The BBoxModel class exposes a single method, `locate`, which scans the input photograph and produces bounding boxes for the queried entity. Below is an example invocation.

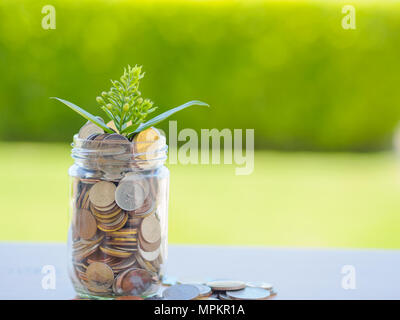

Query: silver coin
[115,180,145,210]
[226,287,271,300]
[206,280,246,291]
[246,281,273,291]
[104,133,129,141]
[79,122,104,140]
[123,173,151,200]
[162,284,200,300]
[138,243,160,262]
[194,284,212,297]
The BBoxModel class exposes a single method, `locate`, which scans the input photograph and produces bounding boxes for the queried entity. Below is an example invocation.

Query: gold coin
[84,281,112,294]
[107,228,137,237]
[89,181,116,208]
[100,245,133,258]
[85,262,114,289]
[97,212,128,232]
[76,209,97,240]
[106,120,132,134]
[140,214,161,244]
[133,127,161,154]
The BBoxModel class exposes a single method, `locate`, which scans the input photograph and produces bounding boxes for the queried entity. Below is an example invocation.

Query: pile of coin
[72,121,167,180]
[144,279,277,300]
[69,123,168,298]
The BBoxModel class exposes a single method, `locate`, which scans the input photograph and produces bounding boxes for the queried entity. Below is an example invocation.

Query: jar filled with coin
[68,124,169,298]
[54,64,207,299]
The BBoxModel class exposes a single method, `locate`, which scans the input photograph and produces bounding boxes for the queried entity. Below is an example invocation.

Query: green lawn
[1,142,400,248]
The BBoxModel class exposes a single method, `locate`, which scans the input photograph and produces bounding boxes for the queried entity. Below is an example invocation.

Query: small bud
[101,91,107,97]
[106,104,113,110]
[123,103,130,112]
[137,98,143,105]
[96,96,104,104]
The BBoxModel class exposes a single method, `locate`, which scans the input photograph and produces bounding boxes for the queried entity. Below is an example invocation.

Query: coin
[162,284,200,300]
[246,281,273,291]
[86,262,114,289]
[76,209,97,240]
[100,245,133,258]
[87,250,114,264]
[123,173,151,199]
[117,268,153,295]
[138,243,160,262]
[97,211,128,232]
[218,293,232,300]
[103,133,129,142]
[133,127,161,154]
[111,255,137,273]
[226,287,271,300]
[92,201,118,213]
[129,195,155,217]
[140,215,161,244]
[100,244,133,258]
[115,180,145,211]
[127,217,142,227]
[106,120,132,134]
[89,181,116,208]
[79,122,104,140]
[194,284,212,298]
[84,281,112,294]
[73,241,102,261]
[115,296,144,300]
[206,280,246,291]
[138,231,161,252]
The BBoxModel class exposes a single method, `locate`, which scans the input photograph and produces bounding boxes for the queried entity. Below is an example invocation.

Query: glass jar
[67,132,169,299]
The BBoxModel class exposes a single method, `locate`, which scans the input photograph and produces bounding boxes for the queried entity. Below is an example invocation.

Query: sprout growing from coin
[51,65,208,139]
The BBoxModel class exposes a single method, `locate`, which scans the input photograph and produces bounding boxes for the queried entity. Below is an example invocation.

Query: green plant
[52,65,208,138]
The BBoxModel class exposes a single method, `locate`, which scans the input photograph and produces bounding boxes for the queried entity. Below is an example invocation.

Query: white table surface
[0,242,399,300]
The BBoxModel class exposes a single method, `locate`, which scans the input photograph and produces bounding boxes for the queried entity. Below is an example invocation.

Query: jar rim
[71,134,168,167]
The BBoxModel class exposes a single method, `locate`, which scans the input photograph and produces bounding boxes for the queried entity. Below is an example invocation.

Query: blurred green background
[1,0,400,248]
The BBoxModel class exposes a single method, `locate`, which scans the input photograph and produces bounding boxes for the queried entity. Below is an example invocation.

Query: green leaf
[120,123,140,134]
[128,100,209,137]
[51,97,113,133]
[101,106,114,120]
